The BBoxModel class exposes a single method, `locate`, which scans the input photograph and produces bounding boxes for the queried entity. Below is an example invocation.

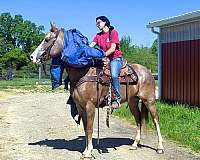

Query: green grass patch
[0,78,64,93]
[113,101,200,152]
[112,103,135,123]
[0,78,38,89]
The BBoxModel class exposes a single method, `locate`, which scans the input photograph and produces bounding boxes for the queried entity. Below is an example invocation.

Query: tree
[120,36,132,53]
[151,39,158,55]
[2,48,29,70]
[120,36,158,72]
[0,36,10,58]
[0,12,45,69]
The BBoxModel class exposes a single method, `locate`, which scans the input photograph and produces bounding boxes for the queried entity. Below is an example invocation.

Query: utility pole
[38,65,41,84]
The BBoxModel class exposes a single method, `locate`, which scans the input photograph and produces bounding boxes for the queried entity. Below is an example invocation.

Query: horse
[30,23,164,159]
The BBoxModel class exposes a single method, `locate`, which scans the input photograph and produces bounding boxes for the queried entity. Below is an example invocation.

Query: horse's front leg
[81,102,95,158]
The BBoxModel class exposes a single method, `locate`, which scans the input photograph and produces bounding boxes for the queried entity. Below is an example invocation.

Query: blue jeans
[50,56,64,90]
[110,57,123,103]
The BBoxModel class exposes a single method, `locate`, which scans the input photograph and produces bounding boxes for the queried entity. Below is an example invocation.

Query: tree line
[0,12,158,77]
[120,36,158,72]
[0,12,44,71]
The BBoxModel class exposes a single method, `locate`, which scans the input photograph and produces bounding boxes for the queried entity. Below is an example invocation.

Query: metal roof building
[147,10,200,106]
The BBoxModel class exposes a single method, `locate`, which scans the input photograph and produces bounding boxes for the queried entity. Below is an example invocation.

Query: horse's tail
[140,102,149,131]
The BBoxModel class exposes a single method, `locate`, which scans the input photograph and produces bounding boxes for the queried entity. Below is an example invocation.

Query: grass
[0,78,64,93]
[113,101,200,152]
[112,103,135,123]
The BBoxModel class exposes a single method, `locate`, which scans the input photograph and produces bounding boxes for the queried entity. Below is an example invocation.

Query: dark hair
[96,16,114,31]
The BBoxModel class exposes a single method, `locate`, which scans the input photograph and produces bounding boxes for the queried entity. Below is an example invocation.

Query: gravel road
[0,92,199,160]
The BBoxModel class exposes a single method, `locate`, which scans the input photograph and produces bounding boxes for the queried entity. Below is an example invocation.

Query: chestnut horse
[30,23,164,159]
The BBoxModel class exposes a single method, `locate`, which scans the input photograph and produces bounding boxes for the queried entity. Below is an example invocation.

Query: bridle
[39,29,61,75]
[41,29,61,61]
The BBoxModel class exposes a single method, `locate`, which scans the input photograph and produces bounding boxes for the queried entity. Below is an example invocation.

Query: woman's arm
[105,43,116,56]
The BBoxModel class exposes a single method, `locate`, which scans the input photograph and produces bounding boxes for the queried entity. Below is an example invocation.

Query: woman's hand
[89,42,96,48]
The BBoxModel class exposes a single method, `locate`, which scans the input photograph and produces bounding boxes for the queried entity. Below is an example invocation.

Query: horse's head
[30,22,64,63]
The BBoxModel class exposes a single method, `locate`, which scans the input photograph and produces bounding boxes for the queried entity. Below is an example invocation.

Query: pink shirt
[92,29,123,60]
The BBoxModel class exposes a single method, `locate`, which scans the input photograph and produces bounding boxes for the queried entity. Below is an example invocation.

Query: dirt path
[0,92,199,160]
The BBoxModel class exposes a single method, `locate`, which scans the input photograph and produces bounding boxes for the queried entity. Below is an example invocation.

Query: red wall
[161,39,200,106]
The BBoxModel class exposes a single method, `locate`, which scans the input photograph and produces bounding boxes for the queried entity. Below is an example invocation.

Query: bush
[120,36,157,72]
[2,48,29,70]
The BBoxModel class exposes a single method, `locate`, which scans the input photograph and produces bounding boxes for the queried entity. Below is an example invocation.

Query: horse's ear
[50,22,57,32]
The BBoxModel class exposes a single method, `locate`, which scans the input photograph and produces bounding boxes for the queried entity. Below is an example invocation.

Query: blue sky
[0,0,200,47]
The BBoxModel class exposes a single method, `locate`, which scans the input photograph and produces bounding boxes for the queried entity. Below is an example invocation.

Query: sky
[0,0,200,47]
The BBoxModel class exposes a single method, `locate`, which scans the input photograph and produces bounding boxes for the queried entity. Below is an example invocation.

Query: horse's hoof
[129,145,138,150]
[157,149,164,154]
[80,154,92,160]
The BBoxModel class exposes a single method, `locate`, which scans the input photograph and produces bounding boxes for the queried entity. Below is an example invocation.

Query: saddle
[75,58,138,87]
[99,59,138,85]
[74,58,138,108]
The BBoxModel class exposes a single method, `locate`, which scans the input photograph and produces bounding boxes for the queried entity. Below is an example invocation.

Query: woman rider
[89,16,123,109]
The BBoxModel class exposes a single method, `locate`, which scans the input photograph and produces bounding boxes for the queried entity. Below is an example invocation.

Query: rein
[96,68,101,152]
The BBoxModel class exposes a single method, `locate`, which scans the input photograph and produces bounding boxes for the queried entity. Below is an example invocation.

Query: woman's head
[96,16,114,31]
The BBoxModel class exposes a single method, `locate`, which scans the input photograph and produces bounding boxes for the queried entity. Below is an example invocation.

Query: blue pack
[61,29,105,68]
[50,29,105,90]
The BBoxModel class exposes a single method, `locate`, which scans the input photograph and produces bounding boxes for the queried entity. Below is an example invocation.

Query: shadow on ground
[29,136,157,153]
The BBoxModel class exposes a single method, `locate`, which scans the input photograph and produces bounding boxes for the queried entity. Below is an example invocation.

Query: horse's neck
[49,29,65,57]
[66,66,96,82]
[58,29,65,49]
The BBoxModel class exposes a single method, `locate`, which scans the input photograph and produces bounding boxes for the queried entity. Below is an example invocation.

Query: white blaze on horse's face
[30,39,45,64]
[30,31,57,63]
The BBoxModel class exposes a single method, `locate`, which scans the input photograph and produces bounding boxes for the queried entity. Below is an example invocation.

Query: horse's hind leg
[142,98,164,154]
[81,102,95,158]
[128,96,141,150]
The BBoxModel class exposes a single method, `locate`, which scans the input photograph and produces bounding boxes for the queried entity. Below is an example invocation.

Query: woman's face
[96,19,106,30]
